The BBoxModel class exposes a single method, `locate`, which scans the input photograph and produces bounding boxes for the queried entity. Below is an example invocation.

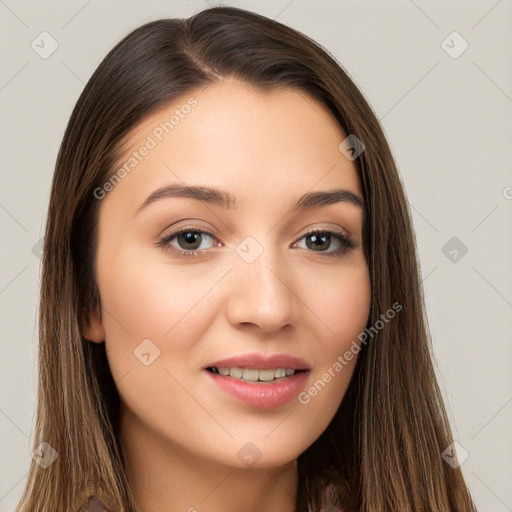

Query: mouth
[203,353,311,409]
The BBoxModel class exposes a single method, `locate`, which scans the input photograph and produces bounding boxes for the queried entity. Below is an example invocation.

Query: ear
[82,300,105,343]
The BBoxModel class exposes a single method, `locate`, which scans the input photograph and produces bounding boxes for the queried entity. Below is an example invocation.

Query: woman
[17,6,477,512]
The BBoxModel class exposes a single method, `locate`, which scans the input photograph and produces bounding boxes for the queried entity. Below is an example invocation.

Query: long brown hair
[17,6,477,511]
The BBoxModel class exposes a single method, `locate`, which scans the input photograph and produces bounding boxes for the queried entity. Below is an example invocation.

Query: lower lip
[205,370,309,409]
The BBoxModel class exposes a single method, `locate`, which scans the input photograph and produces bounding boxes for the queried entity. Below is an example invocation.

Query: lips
[206,352,310,371]
[204,352,311,409]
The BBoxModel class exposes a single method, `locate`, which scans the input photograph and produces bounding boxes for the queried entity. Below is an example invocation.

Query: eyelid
[159,220,222,240]
[300,225,352,241]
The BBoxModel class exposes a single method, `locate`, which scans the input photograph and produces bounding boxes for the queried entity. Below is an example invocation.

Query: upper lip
[206,352,311,371]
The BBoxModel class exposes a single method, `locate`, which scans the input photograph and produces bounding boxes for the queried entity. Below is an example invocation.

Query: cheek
[294,263,370,421]
[95,243,235,390]
[97,243,224,340]
[96,245,222,437]
[304,261,371,343]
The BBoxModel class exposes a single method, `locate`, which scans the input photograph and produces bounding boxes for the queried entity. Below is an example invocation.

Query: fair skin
[83,79,371,512]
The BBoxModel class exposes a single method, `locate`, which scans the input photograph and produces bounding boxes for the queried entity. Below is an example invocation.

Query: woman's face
[84,80,371,469]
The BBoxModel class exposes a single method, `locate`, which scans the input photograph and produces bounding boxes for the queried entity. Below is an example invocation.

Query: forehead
[103,80,362,215]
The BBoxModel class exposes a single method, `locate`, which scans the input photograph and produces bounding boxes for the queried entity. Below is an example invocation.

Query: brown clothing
[81,495,110,512]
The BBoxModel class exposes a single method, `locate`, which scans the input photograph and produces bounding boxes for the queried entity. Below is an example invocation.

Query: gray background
[1,1,511,510]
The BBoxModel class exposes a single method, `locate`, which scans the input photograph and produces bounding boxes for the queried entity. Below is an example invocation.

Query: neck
[118,405,298,512]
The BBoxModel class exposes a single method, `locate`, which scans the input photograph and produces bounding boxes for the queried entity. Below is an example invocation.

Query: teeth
[214,367,297,382]
[242,368,259,381]
[229,367,243,379]
[258,369,275,382]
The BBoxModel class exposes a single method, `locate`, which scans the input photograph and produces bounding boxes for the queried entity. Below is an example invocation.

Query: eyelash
[157,227,357,258]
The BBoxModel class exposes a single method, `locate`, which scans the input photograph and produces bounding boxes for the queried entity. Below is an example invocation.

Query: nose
[224,243,298,334]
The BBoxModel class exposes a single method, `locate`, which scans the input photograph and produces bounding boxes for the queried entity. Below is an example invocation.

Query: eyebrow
[136,184,364,214]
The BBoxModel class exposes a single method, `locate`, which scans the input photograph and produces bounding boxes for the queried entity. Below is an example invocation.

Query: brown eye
[305,232,331,251]
[158,229,218,257]
[176,231,203,251]
[294,230,356,257]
